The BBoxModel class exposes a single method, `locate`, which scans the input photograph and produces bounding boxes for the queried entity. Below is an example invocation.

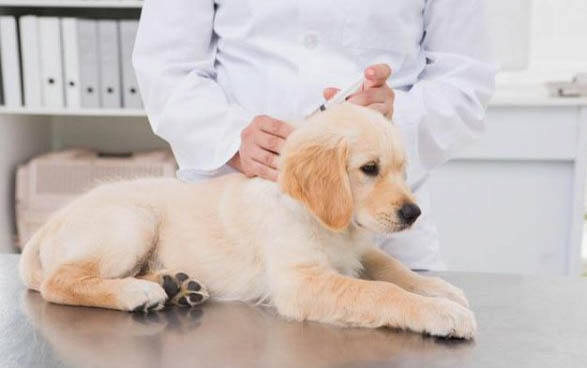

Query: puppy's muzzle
[398,203,421,225]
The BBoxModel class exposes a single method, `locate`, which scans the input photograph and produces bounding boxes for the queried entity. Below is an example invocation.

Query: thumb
[323,87,340,100]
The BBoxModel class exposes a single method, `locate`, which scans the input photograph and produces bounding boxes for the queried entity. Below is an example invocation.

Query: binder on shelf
[62,18,81,109]
[39,17,65,108]
[19,16,43,107]
[0,70,3,105]
[0,16,22,107]
[98,19,122,108]
[119,20,142,109]
[77,19,101,108]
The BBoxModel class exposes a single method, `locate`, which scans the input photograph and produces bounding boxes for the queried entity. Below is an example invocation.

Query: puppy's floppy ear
[279,137,352,231]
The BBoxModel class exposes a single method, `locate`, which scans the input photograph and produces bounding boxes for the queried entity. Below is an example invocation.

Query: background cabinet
[431,102,587,275]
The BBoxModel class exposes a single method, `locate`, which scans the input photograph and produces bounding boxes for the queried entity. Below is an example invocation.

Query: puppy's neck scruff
[277,103,419,236]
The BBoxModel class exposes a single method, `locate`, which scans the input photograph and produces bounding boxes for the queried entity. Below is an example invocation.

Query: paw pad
[159,272,209,308]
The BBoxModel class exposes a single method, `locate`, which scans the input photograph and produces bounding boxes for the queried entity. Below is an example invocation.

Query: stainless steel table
[1,254,587,368]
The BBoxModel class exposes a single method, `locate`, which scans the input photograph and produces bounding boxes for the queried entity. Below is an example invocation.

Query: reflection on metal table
[1,255,586,368]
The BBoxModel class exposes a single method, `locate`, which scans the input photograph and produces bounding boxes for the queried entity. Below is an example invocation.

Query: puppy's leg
[41,262,168,312]
[138,270,209,307]
[40,204,169,312]
[361,248,469,307]
[273,263,476,339]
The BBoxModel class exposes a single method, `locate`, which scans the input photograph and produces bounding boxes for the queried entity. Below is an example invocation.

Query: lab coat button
[303,33,319,49]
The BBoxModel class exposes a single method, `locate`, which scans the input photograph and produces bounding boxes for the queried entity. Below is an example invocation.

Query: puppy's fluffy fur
[20,103,476,338]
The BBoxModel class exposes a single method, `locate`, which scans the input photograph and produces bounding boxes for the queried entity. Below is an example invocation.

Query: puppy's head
[279,103,419,233]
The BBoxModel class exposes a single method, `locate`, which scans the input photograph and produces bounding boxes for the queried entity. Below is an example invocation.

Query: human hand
[229,115,293,182]
[323,63,395,119]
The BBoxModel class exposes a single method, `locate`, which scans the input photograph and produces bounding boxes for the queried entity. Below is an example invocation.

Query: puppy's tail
[19,224,48,291]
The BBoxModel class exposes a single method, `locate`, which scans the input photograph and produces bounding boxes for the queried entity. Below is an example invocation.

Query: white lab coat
[133,0,497,270]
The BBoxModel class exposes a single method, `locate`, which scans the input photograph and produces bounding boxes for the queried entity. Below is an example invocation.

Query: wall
[496,0,587,82]
[530,0,587,69]
[52,117,167,153]
[0,117,51,253]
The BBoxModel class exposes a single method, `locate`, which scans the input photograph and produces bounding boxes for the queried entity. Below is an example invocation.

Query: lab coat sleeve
[132,0,254,174]
[392,0,497,186]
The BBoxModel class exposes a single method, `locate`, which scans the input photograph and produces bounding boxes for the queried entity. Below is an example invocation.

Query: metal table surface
[1,254,587,368]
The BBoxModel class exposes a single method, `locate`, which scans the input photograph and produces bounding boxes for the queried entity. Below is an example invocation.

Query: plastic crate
[15,149,177,248]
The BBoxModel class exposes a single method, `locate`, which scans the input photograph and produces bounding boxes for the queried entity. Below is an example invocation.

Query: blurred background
[428,0,587,276]
[0,0,585,276]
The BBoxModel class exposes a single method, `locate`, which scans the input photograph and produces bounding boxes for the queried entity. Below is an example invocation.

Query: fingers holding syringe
[363,63,392,88]
[323,88,340,101]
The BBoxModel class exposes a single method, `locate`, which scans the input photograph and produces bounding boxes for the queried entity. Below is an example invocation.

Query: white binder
[19,16,43,107]
[39,17,65,108]
[77,19,100,108]
[119,20,142,109]
[61,18,81,109]
[98,20,121,108]
[0,16,22,107]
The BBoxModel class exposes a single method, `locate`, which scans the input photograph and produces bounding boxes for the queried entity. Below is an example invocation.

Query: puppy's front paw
[119,279,168,312]
[412,277,470,308]
[414,298,477,339]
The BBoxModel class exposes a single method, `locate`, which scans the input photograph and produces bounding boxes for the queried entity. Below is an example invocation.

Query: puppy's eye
[360,162,379,176]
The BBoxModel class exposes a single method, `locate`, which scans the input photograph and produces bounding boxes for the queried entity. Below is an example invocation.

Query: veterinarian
[133,0,496,270]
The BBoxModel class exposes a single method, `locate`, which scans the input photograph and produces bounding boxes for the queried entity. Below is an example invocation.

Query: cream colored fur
[20,103,476,338]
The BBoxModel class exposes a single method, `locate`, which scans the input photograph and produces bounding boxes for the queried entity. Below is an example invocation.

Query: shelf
[0,1,143,8]
[490,95,587,107]
[0,107,146,117]
[490,83,587,107]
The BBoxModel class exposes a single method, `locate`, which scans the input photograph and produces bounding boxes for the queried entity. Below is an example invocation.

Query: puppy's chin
[388,223,411,233]
[352,216,411,234]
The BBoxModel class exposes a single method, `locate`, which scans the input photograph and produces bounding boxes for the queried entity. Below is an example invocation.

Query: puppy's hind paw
[158,272,209,308]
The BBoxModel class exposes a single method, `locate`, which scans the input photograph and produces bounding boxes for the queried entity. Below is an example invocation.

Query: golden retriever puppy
[20,103,476,339]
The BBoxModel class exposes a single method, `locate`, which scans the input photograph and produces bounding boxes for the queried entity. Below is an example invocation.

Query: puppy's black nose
[398,203,421,225]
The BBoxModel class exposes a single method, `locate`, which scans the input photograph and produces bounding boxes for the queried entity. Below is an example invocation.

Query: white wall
[530,0,587,68]
[0,117,51,252]
[495,0,587,82]
[52,117,167,153]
